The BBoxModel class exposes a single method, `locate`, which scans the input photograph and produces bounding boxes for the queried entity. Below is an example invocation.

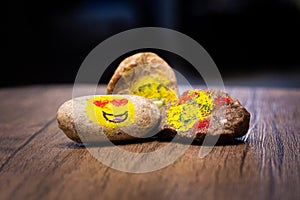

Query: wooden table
[0,85,299,200]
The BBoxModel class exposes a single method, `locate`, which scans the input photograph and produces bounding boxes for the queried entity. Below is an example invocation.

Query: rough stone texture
[161,89,251,142]
[106,52,179,96]
[57,95,161,143]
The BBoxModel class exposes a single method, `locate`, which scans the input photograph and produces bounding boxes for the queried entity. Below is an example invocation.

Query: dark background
[4,0,300,87]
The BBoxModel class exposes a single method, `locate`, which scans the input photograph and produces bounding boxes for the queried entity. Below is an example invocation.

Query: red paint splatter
[224,97,230,103]
[93,100,109,108]
[195,119,210,129]
[214,96,231,106]
[111,99,128,107]
[193,119,210,133]
[178,91,194,104]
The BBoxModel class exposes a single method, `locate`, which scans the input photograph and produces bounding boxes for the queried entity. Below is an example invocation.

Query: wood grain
[0,85,299,200]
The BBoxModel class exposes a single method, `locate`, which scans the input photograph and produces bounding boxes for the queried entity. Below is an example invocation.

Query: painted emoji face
[86,96,135,129]
[166,90,214,133]
[130,75,177,107]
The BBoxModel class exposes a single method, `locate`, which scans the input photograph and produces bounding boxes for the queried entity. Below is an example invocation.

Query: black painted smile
[102,111,128,123]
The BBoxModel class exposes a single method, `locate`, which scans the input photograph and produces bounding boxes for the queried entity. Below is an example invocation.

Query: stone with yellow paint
[160,89,251,142]
[106,52,179,108]
[57,95,161,143]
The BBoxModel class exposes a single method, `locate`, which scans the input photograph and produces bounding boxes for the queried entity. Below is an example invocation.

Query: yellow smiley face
[86,96,135,129]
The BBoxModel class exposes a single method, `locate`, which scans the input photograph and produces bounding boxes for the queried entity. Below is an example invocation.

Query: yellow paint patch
[86,96,135,130]
[166,90,214,132]
[130,75,177,107]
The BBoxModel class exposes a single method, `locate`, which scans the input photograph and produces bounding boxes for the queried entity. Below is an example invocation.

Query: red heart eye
[111,99,128,106]
[93,100,109,108]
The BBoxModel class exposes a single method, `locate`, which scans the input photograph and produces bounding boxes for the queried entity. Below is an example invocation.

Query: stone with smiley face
[57,95,161,143]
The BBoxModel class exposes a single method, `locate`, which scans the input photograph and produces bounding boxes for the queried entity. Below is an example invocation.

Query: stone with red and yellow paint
[106,52,179,108]
[160,89,251,142]
[57,95,161,143]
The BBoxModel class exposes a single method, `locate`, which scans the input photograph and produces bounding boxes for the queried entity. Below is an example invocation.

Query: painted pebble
[57,95,161,143]
[106,52,179,108]
[161,89,251,141]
